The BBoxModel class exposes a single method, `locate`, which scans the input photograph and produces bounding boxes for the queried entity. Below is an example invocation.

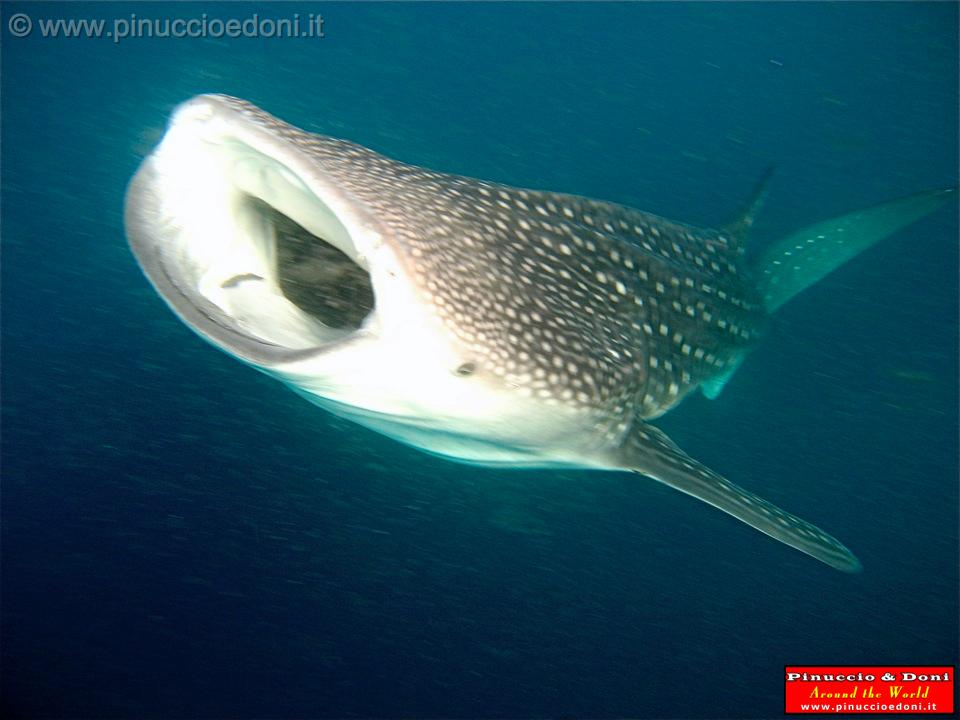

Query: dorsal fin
[723,165,776,248]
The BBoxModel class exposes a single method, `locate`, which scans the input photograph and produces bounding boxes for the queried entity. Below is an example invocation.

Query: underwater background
[2,2,957,718]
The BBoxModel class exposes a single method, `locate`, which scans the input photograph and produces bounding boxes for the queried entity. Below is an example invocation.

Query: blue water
[2,2,957,718]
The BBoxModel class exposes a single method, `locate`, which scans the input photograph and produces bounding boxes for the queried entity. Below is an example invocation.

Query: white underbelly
[270,333,607,469]
[296,388,597,468]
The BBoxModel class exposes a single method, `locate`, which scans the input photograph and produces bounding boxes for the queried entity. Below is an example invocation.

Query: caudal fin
[753,187,956,313]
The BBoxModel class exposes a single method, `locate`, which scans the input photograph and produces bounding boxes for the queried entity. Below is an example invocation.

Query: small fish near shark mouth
[125,94,955,573]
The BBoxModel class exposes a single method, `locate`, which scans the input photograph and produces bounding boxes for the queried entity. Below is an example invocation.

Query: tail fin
[753,187,956,313]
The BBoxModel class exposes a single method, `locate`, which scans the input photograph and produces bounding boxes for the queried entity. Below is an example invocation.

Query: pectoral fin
[700,355,745,400]
[612,422,862,572]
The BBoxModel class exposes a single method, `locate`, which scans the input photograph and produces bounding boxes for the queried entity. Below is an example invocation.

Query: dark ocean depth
[2,2,957,718]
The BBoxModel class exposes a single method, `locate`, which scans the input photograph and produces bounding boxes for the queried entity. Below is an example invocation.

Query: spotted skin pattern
[213,97,763,430]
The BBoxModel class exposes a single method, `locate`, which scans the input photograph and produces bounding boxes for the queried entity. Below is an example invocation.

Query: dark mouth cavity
[246,197,375,330]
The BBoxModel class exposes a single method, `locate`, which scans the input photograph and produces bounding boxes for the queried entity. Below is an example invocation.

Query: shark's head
[127,94,405,367]
[124,94,591,465]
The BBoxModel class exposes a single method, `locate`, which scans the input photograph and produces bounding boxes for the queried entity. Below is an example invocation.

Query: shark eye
[455,362,477,376]
[246,197,375,330]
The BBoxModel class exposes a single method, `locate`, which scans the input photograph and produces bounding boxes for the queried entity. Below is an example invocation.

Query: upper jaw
[124,95,384,367]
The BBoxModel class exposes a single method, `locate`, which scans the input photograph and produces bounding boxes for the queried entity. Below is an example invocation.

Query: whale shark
[125,94,954,572]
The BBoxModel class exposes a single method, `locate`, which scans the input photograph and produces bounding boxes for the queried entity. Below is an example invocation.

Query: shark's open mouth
[256,198,375,330]
[221,194,376,334]
[125,97,379,366]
